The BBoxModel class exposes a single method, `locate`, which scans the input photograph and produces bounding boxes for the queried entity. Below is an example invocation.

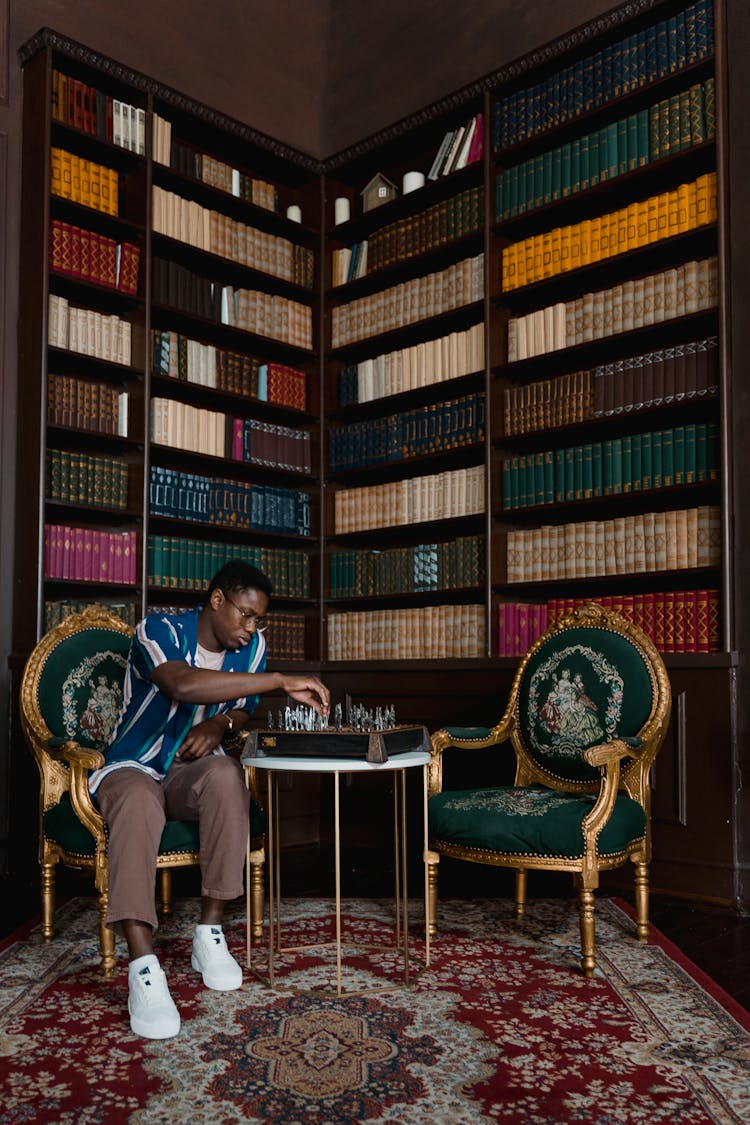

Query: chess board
[242,724,430,764]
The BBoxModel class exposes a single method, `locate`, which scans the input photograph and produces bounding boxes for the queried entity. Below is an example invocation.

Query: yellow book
[551,226,562,274]
[616,208,629,255]
[559,227,571,272]
[542,230,554,278]
[626,202,639,250]
[656,192,670,241]
[569,225,582,270]
[666,189,680,236]
[109,167,119,216]
[502,244,514,291]
[647,193,659,243]
[579,218,592,265]
[677,183,691,233]
[687,181,698,230]
[50,147,62,198]
[695,173,711,227]
[516,241,527,288]
[89,164,101,212]
[59,149,73,200]
[70,152,81,204]
[609,211,620,258]
[532,233,544,282]
[524,239,535,284]
[599,212,610,258]
[79,158,91,209]
[635,200,649,247]
[707,170,718,222]
[589,215,602,262]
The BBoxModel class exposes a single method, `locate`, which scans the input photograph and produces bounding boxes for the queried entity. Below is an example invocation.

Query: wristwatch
[224,714,235,734]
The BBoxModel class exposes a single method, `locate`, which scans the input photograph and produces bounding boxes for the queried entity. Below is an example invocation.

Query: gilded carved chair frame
[427,601,672,975]
[19,604,265,976]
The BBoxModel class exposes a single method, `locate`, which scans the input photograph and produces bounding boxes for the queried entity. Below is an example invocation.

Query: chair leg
[426,850,440,938]
[249,850,265,941]
[633,860,650,942]
[40,860,56,942]
[159,868,172,917]
[514,868,528,919]
[98,891,116,977]
[578,887,596,978]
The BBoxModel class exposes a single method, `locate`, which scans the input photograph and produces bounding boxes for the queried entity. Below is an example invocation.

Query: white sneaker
[191,925,243,990]
[128,957,180,1039]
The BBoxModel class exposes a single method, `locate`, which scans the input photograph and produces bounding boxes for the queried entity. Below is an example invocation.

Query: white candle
[334,197,350,224]
[403,171,425,194]
[286,204,302,223]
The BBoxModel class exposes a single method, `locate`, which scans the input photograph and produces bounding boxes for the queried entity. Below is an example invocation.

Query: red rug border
[3,894,748,1032]
[611,895,750,1030]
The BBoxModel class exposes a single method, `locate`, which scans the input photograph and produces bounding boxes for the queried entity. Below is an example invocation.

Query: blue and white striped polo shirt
[89,607,266,794]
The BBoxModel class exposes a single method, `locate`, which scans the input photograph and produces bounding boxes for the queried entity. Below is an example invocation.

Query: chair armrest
[429,719,513,794]
[49,739,107,842]
[584,736,642,768]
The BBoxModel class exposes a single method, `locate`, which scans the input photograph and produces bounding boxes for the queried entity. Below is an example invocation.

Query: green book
[495,171,505,221]
[611,438,623,495]
[554,448,566,502]
[689,83,706,145]
[705,76,716,138]
[661,428,675,488]
[580,133,590,191]
[637,109,649,166]
[570,138,581,195]
[669,95,682,154]
[652,433,663,489]
[565,446,575,501]
[516,163,526,217]
[544,450,554,504]
[551,145,563,201]
[606,121,619,179]
[684,423,697,483]
[648,104,661,161]
[543,150,553,205]
[561,144,572,197]
[631,432,642,490]
[589,130,601,186]
[626,113,639,171]
[502,458,513,508]
[534,451,545,506]
[641,432,653,491]
[708,421,719,480]
[574,445,584,500]
[617,117,629,175]
[621,434,633,493]
[602,439,613,495]
[674,426,686,484]
[582,443,594,499]
[678,90,692,151]
[592,442,603,497]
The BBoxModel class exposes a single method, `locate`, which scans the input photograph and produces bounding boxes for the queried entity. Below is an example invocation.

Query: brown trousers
[96,755,250,932]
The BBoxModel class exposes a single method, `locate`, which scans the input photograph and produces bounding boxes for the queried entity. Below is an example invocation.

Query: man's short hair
[207,560,274,600]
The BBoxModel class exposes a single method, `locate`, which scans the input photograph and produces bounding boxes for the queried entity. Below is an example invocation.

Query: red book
[707,590,720,652]
[663,591,676,653]
[231,417,243,460]
[695,589,710,653]
[684,589,698,653]
[653,593,665,651]
[497,602,507,656]
[73,527,86,580]
[69,224,83,279]
[99,531,110,583]
[673,590,686,653]
[61,525,73,580]
[517,602,529,653]
[507,602,518,656]
[43,524,52,578]
[641,592,656,645]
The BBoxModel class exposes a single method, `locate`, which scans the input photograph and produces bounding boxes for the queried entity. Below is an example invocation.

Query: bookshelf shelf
[327,303,483,363]
[151,304,315,361]
[151,233,316,302]
[327,232,484,302]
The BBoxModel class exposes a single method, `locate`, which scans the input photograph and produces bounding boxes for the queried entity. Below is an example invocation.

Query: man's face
[207,587,270,652]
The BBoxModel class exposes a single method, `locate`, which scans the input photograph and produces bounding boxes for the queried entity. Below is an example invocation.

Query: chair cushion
[36,626,131,749]
[43,794,266,857]
[429,784,647,859]
[517,625,654,782]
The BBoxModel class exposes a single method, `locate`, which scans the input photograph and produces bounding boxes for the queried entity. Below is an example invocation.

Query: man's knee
[99,770,166,829]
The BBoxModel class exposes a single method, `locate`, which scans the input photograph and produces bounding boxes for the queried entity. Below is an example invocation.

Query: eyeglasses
[223,594,269,632]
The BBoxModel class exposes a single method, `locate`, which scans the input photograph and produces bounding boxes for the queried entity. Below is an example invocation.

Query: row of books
[338,323,484,406]
[44,525,137,584]
[44,598,138,631]
[328,392,485,472]
[151,330,307,410]
[332,241,368,286]
[327,605,486,660]
[330,254,484,348]
[50,148,119,216]
[428,113,484,179]
[47,449,129,509]
[150,397,225,457]
[152,258,313,350]
[495,79,715,222]
[501,423,718,510]
[48,295,132,364]
[503,336,718,436]
[497,589,720,656]
[505,505,721,583]
[502,173,717,291]
[147,536,310,595]
[491,0,714,150]
[49,220,141,294]
[333,464,485,534]
[152,186,314,289]
[153,116,279,212]
[230,417,312,474]
[48,375,128,437]
[507,257,718,362]
[329,535,484,597]
[149,465,310,535]
[51,71,146,155]
[359,185,483,276]
[262,613,307,661]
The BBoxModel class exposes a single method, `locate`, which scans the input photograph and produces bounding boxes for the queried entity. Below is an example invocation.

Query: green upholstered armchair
[19,604,266,975]
[427,602,672,976]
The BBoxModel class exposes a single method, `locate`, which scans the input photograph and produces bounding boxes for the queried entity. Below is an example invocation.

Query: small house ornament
[361,172,398,212]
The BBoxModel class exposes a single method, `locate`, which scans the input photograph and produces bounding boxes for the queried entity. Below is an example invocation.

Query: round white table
[242,748,431,997]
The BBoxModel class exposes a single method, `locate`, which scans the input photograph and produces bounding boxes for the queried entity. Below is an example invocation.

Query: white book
[454,117,477,171]
[428,129,455,180]
[117,392,129,437]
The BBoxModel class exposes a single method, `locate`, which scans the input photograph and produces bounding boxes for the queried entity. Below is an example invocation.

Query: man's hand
[175,716,229,761]
[279,674,330,716]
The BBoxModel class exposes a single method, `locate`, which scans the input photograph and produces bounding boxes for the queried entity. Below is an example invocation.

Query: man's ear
[209,588,224,611]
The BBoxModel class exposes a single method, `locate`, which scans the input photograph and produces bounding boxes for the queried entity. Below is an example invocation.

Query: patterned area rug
[1,896,749,1124]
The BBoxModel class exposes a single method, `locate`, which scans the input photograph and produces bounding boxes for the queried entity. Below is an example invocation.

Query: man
[89,559,330,1040]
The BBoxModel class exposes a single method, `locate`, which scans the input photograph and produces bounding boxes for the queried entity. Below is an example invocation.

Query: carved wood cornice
[19,0,668,172]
